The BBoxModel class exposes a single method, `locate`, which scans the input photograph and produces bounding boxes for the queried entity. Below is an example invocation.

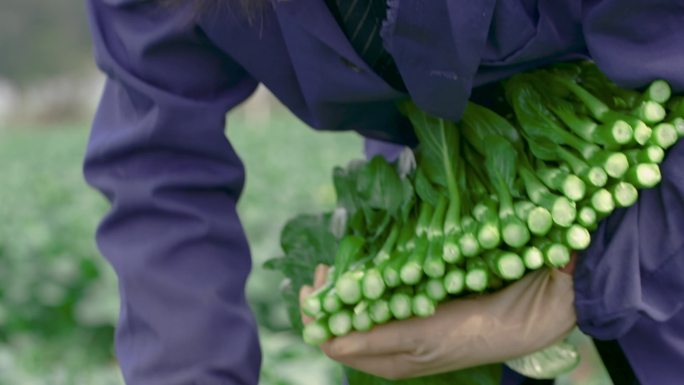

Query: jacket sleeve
[85,1,261,384]
[574,0,684,340]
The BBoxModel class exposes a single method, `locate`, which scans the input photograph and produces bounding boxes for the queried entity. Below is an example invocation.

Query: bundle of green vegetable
[266,61,683,382]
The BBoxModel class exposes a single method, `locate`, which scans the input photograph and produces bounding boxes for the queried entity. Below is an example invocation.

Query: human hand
[299,264,331,325]
[559,252,577,275]
[301,266,575,380]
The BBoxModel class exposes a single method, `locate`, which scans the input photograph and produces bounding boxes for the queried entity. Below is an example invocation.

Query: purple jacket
[85,0,684,384]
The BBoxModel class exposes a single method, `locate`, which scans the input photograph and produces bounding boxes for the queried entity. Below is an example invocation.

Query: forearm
[573,139,684,384]
[86,1,261,383]
[87,79,261,385]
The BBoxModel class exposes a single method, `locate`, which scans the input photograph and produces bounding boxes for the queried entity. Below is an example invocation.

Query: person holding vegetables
[84,0,684,384]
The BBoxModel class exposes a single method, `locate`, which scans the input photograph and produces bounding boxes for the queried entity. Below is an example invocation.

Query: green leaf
[370,210,394,241]
[462,143,494,193]
[400,102,460,200]
[344,364,501,385]
[356,156,405,215]
[278,214,338,259]
[577,62,640,109]
[333,161,365,214]
[457,155,475,212]
[461,102,525,154]
[360,207,393,240]
[414,165,440,207]
[333,235,366,281]
[503,74,576,154]
[399,177,416,222]
[522,134,557,161]
[349,210,366,236]
[484,137,518,192]
[264,214,339,332]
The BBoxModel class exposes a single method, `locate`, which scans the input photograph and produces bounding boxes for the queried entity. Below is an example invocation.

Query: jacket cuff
[574,139,684,340]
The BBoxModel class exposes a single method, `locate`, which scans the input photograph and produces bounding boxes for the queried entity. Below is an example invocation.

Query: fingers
[300,264,330,325]
[321,288,509,358]
[322,341,441,380]
[558,251,578,275]
[318,268,577,380]
[319,266,577,380]
[322,351,417,380]
[487,267,576,354]
[313,264,329,289]
[322,315,429,357]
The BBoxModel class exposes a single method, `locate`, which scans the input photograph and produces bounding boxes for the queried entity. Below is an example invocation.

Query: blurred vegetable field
[0,111,360,385]
[0,125,121,384]
[0,107,612,384]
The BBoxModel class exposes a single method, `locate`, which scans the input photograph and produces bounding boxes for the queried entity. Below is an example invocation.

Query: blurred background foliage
[0,0,91,85]
[0,112,359,384]
[0,0,613,384]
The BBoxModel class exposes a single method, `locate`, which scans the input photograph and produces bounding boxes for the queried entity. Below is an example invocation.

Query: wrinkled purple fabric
[85,0,684,384]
